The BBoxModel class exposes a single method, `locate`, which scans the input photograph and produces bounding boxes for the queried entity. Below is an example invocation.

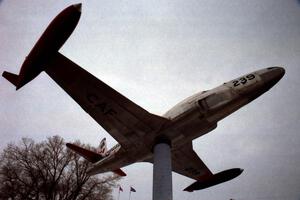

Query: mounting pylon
[152,141,173,200]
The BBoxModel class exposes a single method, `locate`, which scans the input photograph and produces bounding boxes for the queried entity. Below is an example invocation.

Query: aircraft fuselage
[90,67,285,174]
[162,67,284,148]
[3,3,285,187]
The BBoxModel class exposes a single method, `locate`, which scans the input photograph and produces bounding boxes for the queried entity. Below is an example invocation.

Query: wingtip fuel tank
[183,168,244,192]
[73,3,82,12]
[2,4,82,90]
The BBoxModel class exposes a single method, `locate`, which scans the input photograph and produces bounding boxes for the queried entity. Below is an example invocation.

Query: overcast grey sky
[0,0,300,199]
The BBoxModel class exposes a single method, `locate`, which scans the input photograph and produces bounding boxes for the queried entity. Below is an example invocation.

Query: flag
[119,186,123,192]
[130,187,136,192]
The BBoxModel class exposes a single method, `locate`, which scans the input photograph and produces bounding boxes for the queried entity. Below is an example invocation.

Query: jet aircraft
[2,4,285,192]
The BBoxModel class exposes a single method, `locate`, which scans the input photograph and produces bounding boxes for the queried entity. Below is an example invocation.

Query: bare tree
[0,136,120,200]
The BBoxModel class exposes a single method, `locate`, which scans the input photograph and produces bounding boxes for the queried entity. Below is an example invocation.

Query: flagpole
[128,190,131,200]
[118,186,123,200]
[117,189,120,200]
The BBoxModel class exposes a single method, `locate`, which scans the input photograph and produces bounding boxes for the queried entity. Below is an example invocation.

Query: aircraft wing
[45,52,168,149]
[172,142,212,180]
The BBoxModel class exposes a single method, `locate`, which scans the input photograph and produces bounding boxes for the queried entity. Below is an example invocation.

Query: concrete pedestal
[153,142,173,200]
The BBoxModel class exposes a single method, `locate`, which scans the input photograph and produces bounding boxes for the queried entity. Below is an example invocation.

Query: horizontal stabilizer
[66,143,103,163]
[183,168,243,192]
[66,143,126,177]
[2,71,19,87]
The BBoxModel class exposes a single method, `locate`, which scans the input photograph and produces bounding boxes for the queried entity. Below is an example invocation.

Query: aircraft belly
[89,156,131,175]
[88,147,149,175]
[171,124,217,148]
[164,86,250,146]
[88,160,128,175]
[164,107,216,148]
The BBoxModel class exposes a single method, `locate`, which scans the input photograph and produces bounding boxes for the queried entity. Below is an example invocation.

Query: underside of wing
[45,52,169,149]
[172,142,212,180]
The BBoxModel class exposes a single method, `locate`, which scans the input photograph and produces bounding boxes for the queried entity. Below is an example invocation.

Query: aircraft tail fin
[2,71,19,87]
[98,138,107,156]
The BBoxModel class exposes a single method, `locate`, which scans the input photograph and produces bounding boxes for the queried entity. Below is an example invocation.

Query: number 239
[233,74,255,87]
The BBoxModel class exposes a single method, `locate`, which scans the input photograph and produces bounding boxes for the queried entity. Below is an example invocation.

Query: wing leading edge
[45,52,169,149]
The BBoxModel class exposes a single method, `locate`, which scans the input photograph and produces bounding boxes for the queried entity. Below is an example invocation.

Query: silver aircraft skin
[2,3,285,191]
[88,67,285,176]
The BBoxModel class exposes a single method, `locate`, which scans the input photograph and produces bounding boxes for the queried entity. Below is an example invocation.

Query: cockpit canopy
[198,92,232,111]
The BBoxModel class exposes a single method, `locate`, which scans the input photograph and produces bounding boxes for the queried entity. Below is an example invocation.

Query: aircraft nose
[260,67,285,88]
[243,67,285,101]
[73,3,82,13]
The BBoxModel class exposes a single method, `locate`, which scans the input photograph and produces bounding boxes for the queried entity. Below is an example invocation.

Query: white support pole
[153,142,173,200]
